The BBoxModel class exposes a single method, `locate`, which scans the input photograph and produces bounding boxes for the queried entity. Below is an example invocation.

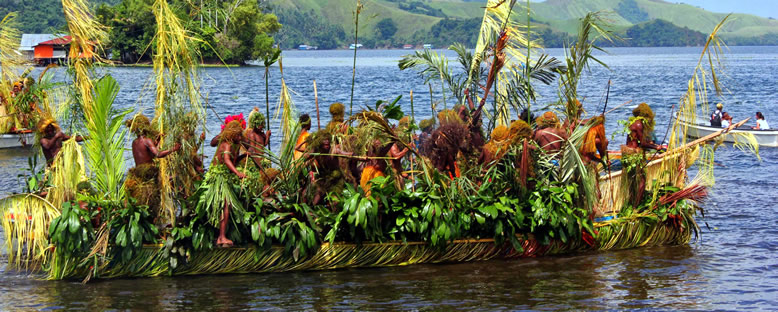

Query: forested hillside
[2,0,777,52]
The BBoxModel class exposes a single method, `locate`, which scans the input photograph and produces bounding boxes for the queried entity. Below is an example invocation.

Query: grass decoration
[62,0,108,110]
[0,194,59,271]
[35,204,695,280]
[45,137,87,208]
[0,13,28,133]
[0,13,23,104]
[276,79,298,149]
[151,0,205,224]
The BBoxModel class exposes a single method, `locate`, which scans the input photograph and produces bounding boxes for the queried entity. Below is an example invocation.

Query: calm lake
[1,47,777,310]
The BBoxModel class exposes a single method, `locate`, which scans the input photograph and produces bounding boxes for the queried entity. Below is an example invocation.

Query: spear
[314,80,321,130]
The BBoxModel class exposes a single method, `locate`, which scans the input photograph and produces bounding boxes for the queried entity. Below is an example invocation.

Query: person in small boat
[533,111,566,154]
[721,112,732,128]
[753,112,770,130]
[38,118,84,165]
[294,114,312,161]
[125,114,180,223]
[626,103,662,150]
[710,103,724,127]
[245,108,270,168]
[203,119,247,247]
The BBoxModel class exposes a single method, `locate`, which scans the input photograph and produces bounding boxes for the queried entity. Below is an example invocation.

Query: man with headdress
[621,103,660,209]
[245,107,270,168]
[533,111,566,154]
[294,114,312,161]
[417,117,435,155]
[479,124,510,166]
[360,139,397,195]
[39,118,84,165]
[626,103,661,150]
[325,102,346,134]
[422,109,471,178]
[125,114,179,220]
[202,119,247,247]
[305,131,354,206]
[580,116,608,165]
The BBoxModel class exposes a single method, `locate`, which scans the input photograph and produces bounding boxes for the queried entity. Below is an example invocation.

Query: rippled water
[1,47,777,310]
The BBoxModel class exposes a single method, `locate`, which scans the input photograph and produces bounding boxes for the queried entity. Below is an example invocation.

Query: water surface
[1,47,777,310]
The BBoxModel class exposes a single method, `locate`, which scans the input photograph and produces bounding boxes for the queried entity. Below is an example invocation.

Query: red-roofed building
[33,36,71,65]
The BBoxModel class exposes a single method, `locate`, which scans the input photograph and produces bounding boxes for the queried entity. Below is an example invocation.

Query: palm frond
[83,75,130,200]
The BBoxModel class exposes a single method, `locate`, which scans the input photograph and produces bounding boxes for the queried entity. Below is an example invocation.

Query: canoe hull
[39,212,695,280]
[0,133,34,149]
[676,116,778,147]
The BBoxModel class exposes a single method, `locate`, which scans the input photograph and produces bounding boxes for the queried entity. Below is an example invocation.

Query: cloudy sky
[676,0,778,19]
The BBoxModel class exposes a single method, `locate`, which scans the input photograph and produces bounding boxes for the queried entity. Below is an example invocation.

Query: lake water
[1,47,777,310]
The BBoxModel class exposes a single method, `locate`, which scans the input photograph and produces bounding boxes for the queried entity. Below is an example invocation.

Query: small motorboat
[674,113,778,147]
[0,131,34,149]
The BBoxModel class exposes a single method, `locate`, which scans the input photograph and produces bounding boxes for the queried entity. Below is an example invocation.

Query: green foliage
[83,74,130,201]
[49,201,96,258]
[616,0,649,24]
[622,19,707,47]
[273,8,346,49]
[18,155,48,194]
[105,199,158,263]
[94,0,280,64]
[375,18,397,40]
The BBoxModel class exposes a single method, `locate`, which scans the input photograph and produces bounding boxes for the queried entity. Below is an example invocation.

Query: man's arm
[210,134,220,147]
[145,140,181,158]
[389,144,409,159]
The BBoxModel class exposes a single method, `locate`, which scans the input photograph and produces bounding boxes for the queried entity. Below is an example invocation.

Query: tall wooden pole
[314,80,321,130]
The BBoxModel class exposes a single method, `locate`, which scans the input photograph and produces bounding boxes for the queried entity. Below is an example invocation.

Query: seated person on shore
[38,118,84,165]
[294,114,312,161]
[245,108,271,168]
[125,115,180,222]
[710,103,724,127]
[625,103,662,151]
[203,119,247,247]
[533,111,566,154]
[753,112,770,130]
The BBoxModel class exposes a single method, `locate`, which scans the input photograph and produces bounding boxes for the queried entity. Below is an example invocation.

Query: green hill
[2,0,777,48]
[272,0,778,48]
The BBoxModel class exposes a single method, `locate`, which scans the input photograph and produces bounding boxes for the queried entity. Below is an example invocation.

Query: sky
[675,0,778,19]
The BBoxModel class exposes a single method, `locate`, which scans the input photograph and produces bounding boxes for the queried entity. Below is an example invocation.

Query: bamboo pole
[410,90,416,188]
[314,80,321,130]
[604,100,632,116]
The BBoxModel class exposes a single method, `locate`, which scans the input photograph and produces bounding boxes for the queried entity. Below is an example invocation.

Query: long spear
[314,80,321,130]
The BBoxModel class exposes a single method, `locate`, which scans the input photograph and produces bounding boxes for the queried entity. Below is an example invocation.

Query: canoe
[674,113,778,147]
[0,132,34,149]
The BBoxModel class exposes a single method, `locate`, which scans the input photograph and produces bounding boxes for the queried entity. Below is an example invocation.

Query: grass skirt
[197,164,245,227]
[125,163,160,215]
